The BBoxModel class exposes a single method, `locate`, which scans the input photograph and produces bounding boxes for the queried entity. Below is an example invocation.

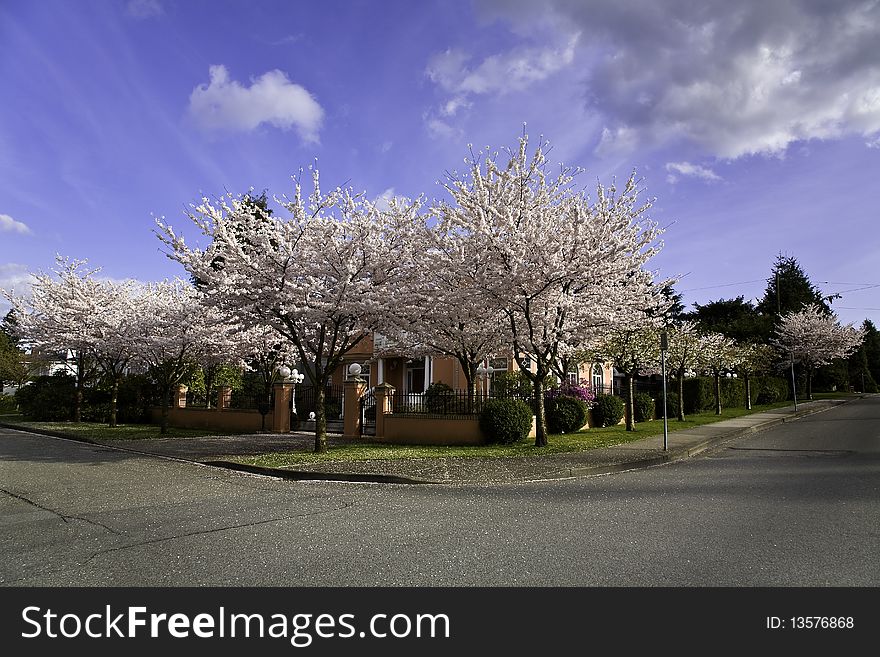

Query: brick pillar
[343,379,367,440]
[217,386,232,411]
[272,382,293,433]
[174,385,188,408]
[373,382,394,440]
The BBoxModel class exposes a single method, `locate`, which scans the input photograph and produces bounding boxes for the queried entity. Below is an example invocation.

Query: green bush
[720,377,746,408]
[546,395,589,434]
[681,377,714,413]
[755,376,790,404]
[479,398,533,444]
[0,393,18,413]
[591,394,625,427]
[656,390,679,418]
[115,374,160,423]
[490,371,533,399]
[14,374,76,421]
[424,381,455,414]
[633,392,655,422]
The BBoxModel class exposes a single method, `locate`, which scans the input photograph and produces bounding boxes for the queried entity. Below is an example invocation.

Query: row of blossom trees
[156,133,670,449]
[6,131,863,450]
[595,306,864,431]
[3,258,291,433]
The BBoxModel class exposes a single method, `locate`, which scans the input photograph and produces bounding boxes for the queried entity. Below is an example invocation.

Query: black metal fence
[294,384,344,420]
[389,390,535,419]
[383,379,665,420]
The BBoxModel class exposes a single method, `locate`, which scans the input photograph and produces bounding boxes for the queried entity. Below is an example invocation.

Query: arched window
[592,364,604,393]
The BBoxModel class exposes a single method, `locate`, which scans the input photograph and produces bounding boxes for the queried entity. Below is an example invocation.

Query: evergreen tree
[848,319,880,392]
[757,254,829,319]
[685,295,764,342]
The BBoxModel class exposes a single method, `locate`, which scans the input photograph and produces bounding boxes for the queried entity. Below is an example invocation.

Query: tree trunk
[625,374,635,431]
[745,373,752,410]
[714,372,722,415]
[677,373,685,422]
[314,384,327,453]
[807,365,813,401]
[74,353,85,423]
[533,375,547,447]
[160,385,170,434]
[109,376,119,427]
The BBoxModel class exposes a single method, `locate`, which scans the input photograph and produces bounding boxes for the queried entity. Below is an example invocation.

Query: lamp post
[660,330,669,451]
[475,364,495,397]
[289,367,305,414]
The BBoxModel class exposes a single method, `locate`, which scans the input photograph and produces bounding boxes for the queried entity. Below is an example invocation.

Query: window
[592,364,604,392]
[489,357,508,372]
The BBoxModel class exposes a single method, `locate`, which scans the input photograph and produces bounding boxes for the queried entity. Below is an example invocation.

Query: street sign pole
[660,330,669,451]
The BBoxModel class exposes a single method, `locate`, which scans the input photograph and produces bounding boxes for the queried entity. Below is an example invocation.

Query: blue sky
[2,0,879,327]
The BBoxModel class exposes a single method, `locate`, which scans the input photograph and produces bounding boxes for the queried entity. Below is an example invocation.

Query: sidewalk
[83,398,850,485]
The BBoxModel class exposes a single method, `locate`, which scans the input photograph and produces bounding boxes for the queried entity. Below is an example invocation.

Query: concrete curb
[0,397,858,485]
[202,460,438,485]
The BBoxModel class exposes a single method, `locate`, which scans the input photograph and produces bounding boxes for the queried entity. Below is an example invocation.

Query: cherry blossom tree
[733,342,777,410]
[4,257,100,422]
[434,132,667,445]
[236,323,299,430]
[774,304,865,400]
[597,326,661,431]
[132,279,235,433]
[382,216,507,409]
[156,169,424,452]
[664,321,704,421]
[84,279,147,426]
[698,332,741,415]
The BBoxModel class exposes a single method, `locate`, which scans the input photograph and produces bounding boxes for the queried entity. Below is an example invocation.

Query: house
[328,332,614,396]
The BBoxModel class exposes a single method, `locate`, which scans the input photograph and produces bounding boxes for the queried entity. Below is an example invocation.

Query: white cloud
[188,65,324,142]
[374,188,396,211]
[593,125,638,158]
[0,214,32,235]
[0,264,32,306]
[424,34,579,137]
[477,0,880,159]
[665,162,721,184]
[427,34,579,97]
[441,96,472,117]
[424,115,462,141]
[126,0,163,19]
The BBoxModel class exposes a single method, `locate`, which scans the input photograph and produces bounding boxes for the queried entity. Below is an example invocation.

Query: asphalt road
[1,396,878,587]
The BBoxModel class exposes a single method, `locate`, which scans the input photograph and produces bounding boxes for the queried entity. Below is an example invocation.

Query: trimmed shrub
[116,374,161,423]
[755,376,790,404]
[681,377,714,414]
[720,377,746,408]
[490,371,533,399]
[546,395,589,434]
[633,392,655,422]
[0,394,18,413]
[479,398,533,444]
[14,374,76,421]
[591,394,625,428]
[425,381,455,414]
[655,391,680,418]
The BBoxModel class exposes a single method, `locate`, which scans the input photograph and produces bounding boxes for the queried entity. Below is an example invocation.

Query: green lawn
[0,399,801,468]
[228,401,797,468]
[0,416,237,441]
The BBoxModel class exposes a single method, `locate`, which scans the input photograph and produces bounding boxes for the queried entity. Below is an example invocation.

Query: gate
[359,389,376,437]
